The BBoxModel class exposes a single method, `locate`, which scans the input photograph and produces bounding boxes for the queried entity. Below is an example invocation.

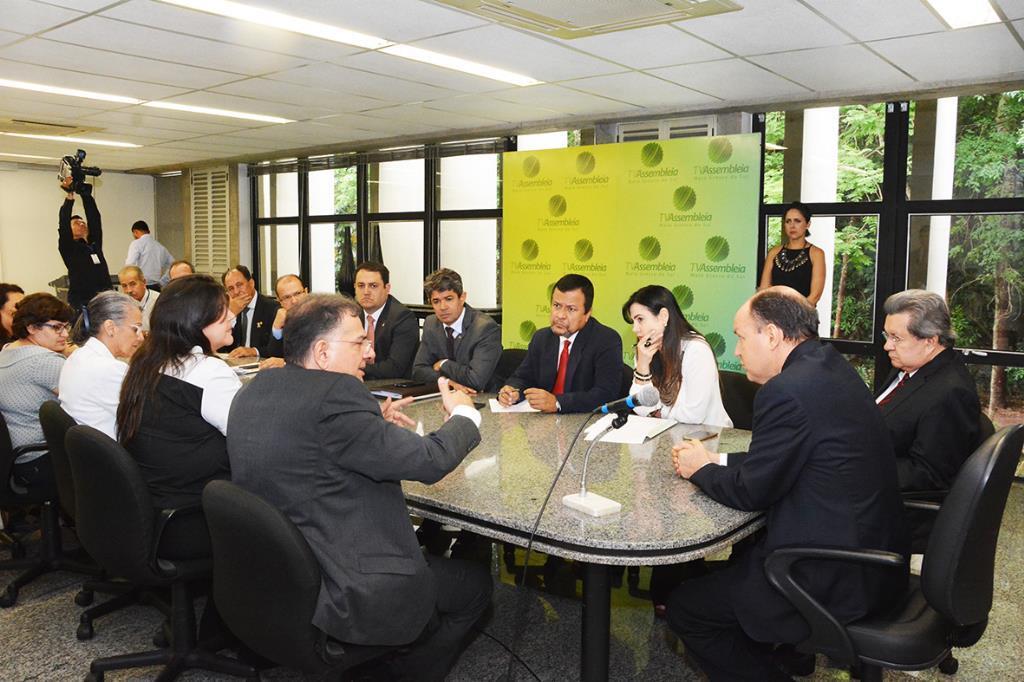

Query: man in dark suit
[356,261,419,380]
[498,273,622,413]
[221,265,279,358]
[877,289,982,492]
[412,268,501,392]
[227,294,492,681]
[670,287,907,680]
[260,273,309,367]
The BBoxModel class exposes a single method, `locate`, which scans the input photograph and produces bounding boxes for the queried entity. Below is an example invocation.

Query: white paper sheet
[488,398,540,413]
[583,414,675,443]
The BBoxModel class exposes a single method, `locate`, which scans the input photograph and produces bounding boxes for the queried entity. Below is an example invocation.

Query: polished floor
[2,483,1022,681]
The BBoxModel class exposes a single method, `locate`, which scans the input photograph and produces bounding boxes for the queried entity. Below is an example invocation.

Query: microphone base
[562,492,622,517]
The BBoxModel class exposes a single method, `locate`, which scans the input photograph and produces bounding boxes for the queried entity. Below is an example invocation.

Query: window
[438,154,499,210]
[309,222,356,294]
[309,167,357,216]
[369,159,424,213]
[374,220,424,303]
[439,219,499,308]
[257,172,298,218]
[257,224,299,296]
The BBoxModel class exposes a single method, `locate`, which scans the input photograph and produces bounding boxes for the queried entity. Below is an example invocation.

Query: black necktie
[237,308,249,347]
[445,326,456,360]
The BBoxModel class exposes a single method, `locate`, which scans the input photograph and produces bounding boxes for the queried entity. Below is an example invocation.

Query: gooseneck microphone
[595,384,660,415]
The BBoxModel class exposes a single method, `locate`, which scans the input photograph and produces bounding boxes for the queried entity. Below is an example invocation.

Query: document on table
[488,398,540,413]
[583,414,675,443]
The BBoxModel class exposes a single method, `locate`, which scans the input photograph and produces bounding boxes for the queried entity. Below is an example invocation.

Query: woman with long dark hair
[759,201,826,304]
[622,285,731,428]
[117,275,240,558]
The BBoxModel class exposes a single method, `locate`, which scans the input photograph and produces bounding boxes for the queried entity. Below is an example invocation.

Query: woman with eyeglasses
[59,291,144,441]
[117,275,240,558]
[0,292,74,493]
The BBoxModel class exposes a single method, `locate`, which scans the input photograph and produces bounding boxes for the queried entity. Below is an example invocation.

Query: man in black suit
[228,294,491,681]
[260,273,309,367]
[356,262,419,380]
[498,274,621,413]
[670,287,907,681]
[413,268,501,392]
[220,265,279,359]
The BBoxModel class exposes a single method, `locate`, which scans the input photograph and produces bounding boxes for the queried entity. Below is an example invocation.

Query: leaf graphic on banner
[672,285,694,311]
[673,186,697,212]
[548,195,567,217]
[523,156,541,177]
[519,320,537,342]
[705,236,730,262]
[520,239,539,261]
[574,239,594,262]
[708,138,733,163]
[576,151,596,174]
[706,332,726,357]
[641,142,663,167]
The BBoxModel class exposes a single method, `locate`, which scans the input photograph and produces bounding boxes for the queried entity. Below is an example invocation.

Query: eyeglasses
[325,338,373,352]
[881,331,907,345]
[39,322,71,334]
[279,290,307,304]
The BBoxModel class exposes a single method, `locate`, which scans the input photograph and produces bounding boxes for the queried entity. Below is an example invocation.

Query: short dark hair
[11,293,74,340]
[131,220,150,233]
[423,268,463,298]
[355,261,389,285]
[222,264,253,285]
[749,288,819,342]
[782,201,812,239]
[554,274,594,312]
[0,283,24,309]
[70,214,84,223]
[283,294,363,365]
[170,260,194,274]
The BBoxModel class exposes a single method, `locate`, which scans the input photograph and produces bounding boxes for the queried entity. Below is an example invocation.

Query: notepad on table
[488,398,540,413]
[583,414,674,443]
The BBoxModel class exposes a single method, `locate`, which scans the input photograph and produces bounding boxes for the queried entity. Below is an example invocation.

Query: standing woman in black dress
[759,201,826,304]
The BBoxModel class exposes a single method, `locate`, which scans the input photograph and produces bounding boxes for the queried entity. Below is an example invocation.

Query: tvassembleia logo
[628,236,677,273]
[690,236,747,275]
[570,151,609,186]
[518,155,552,187]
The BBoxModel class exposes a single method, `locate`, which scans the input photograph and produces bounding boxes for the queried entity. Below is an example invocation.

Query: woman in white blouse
[623,285,732,428]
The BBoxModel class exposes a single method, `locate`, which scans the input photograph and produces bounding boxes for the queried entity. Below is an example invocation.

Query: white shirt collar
[245,294,258,313]
[445,307,467,337]
[83,335,115,359]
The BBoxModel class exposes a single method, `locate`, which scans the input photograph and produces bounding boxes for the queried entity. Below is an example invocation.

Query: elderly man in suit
[670,287,907,681]
[221,265,279,359]
[356,261,419,380]
[227,294,492,681]
[412,268,501,393]
[498,273,621,413]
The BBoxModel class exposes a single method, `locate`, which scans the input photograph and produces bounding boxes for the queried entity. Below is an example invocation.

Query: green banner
[501,134,761,373]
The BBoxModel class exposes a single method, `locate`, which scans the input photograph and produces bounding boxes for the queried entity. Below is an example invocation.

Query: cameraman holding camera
[58,154,111,311]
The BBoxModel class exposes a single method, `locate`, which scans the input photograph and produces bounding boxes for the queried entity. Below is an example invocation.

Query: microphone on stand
[563,385,660,516]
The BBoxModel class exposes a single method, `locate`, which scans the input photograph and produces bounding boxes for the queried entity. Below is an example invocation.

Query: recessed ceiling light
[380,44,542,86]
[158,0,392,49]
[0,152,60,160]
[159,170,183,176]
[922,0,1000,29]
[0,78,142,105]
[143,101,294,124]
[0,132,141,148]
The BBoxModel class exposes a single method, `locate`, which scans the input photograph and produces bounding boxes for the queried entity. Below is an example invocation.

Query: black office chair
[719,370,760,430]
[65,425,256,682]
[765,424,1024,681]
[203,480,391,675]
[491,348,527,390]
[0,409,98,607]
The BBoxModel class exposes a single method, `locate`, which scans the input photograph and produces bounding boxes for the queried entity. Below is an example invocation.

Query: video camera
[58,149,102,193]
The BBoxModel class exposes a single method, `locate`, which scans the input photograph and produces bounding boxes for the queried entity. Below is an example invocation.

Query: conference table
[395,394,761,682]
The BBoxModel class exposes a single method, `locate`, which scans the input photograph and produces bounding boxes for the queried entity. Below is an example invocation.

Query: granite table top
[400,395,762,566]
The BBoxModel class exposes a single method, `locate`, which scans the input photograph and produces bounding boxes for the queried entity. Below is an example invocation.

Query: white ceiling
[0,0,1021,172]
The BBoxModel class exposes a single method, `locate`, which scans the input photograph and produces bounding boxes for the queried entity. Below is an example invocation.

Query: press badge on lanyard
[91,253,101,264]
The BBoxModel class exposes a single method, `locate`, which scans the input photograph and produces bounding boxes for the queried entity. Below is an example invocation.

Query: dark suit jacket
[692,340,908,643]
[412,305,502,391]
[227,365,480,646]
[505,316,622,413]
[223,293,279,357]
[363,295,419,380]
[876,348,981,492]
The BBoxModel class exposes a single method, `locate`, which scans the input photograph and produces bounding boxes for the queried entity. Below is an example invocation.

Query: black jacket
[222,293,280,358]
[363,295,419,380]
[59,191,111,308]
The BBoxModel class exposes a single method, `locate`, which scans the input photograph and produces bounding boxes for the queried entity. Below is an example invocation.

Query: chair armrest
[901,489,948,503]
[3,443,49,487]
[149,503,204,575]
[764,547,906,665]
[904,499,941,513]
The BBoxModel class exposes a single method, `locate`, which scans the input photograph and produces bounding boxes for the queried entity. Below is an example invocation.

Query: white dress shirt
[164,347,242,436]
[630,337,733,428]
[59,337,128,440]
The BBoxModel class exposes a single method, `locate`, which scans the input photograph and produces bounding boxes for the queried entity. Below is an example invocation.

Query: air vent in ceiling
[0,118,98,136]
[437,0,741,38]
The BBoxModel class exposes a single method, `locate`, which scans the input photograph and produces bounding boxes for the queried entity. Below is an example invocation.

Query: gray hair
[749,287,819,342]
[73,291,138,344]
[883,289,955,348]
[283,294,363,365]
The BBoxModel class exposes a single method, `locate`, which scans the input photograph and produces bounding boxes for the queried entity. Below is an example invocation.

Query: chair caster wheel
[939,655,959,675]
[77,618,94,640]
[0,586,17,608]
[75,589,94,606]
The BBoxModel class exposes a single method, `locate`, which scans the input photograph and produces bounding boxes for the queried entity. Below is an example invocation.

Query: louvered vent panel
[190,167,230,275]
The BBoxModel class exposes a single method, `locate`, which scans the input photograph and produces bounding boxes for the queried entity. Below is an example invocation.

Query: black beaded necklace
[774,245,809,272]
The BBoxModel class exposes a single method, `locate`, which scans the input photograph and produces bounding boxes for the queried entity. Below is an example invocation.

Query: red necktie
[552,339,570,395]
[878,373,909,406]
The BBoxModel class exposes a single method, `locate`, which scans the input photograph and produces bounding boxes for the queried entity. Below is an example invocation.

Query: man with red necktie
[498,274,622,413]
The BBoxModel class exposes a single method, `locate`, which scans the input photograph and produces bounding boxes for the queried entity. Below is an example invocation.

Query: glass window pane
[256,172,298,218]
[369,159,423,213]
[907,213,1024,353]
[962,364,1024,475]
[765,214,878,342]
[373,221,423,304]
[439,219,498,308]
[438,154,499,210]
[841,353,874,390]
[517,131,569,151]
[309,167,357,216]
[907,91,1024,200]
[258,224,299,296]
[310,222,357,294]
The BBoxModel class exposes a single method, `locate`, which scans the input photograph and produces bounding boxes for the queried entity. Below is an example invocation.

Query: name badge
[91,253,101,264]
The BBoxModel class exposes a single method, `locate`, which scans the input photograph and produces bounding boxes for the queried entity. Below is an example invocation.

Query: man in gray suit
[227,294,492,681]
[412,268,502,393]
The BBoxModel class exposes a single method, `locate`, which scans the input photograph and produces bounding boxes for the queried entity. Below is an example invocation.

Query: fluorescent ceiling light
[158,0,392,49]
[159,170,183,176]
[0,152,59,160]
[381,44,542,86]
[0,78,142,104]
[0,132,141,148]
[922,0,1000,29]
[143,101,293,124]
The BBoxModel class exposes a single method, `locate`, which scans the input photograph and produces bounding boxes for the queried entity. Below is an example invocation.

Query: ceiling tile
[803,0,946,41]
[358,104,506,129]
[40,16,308,75]
[211,78,388,112]
[5,0,82,35]
[146,91,335,122]
[490,84,641,116]
[559,24,730,69]
[751,44,914,92]
[77,110,246,135]
[562,72,719,109]
[0,58,188,100]
[266,62,457,103]
[869,24,1024,82]
[651,59,810,101]
[0,38,241,90]
[422,95,564,124]
[0,93,107,120]
[315,113,444,137]
[36,0,124,12]
[996,0,1024,20]
[217,121,357,145]
[679,0,851,56]
[264,0,488,42]
[338,51,510,94]
[0,31,25,48]
[404,25,624,82]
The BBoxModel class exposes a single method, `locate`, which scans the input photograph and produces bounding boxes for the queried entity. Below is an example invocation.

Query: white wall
[0,166,154,295]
